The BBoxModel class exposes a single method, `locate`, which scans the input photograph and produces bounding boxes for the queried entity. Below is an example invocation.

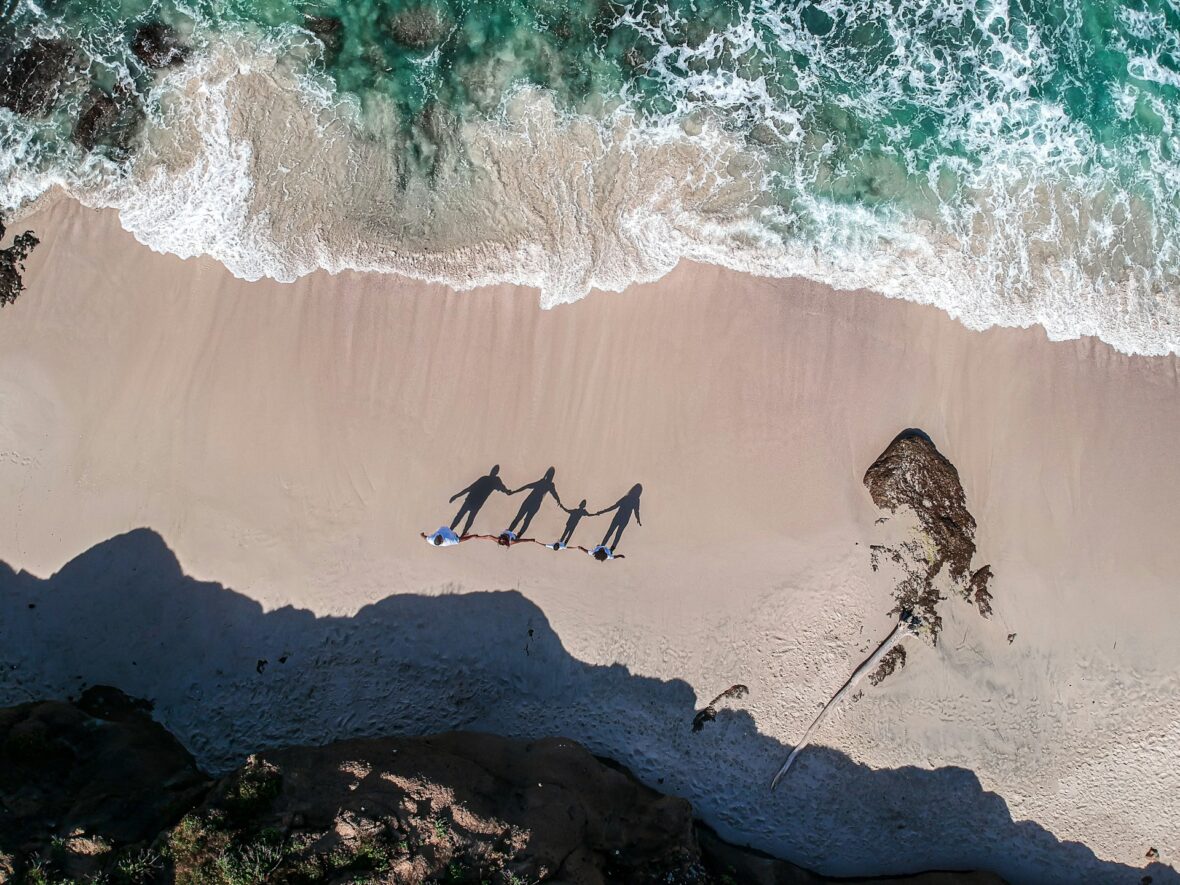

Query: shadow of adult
[449,464,509,536]
[2,529,1176,885]
[595,483,643,552]
[506,467,562,539]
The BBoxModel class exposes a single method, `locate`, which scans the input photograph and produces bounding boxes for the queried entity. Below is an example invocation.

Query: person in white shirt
[424,526,460,546]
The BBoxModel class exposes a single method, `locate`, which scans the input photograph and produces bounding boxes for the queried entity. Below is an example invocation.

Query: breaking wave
[2,0,1179,353]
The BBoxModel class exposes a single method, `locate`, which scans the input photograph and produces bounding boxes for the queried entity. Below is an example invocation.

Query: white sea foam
[3,19,1179,356]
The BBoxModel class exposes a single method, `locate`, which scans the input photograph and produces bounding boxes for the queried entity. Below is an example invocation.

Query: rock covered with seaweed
[1,219,40,307]
[865,430,994,641]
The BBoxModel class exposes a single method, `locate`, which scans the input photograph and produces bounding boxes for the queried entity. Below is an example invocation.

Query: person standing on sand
[594,483,642,552]
[448,465,509,536]
[506,467,562,539]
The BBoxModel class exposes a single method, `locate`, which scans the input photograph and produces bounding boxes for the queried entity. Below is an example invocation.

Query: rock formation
[72,88,142,155]
[131,23,190,69]
[389,7,453,50]
[864,430,995,643]
[0,38,81,116]
[1,219,40,308]
[0,687,209,880]
[304,16,345,62]
[0,689,1006,884]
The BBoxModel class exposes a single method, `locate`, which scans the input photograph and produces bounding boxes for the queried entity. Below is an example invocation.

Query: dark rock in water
[1,220,40,308]
[389,6,453,50]
[131,22,189,69]
[72,87,143,155]
[73,91,119,151]
[0,38,78,116]
[304,15,344,60]
[749,121,784,147]
[0,688,209,879]
[863,430,994,641]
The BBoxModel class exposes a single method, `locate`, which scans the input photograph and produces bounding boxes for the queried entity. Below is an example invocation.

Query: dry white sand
[2,197,1178,883]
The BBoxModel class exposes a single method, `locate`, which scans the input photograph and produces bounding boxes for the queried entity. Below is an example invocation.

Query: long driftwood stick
[771,615,920,790]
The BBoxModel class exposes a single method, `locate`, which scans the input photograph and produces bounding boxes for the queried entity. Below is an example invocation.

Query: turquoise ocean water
[2,0,1178,352]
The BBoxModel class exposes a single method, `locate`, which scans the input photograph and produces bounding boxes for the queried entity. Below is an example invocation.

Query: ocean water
[1,0,1178,353]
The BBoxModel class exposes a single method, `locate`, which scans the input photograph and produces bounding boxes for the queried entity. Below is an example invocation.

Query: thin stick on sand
[771,614,921,790]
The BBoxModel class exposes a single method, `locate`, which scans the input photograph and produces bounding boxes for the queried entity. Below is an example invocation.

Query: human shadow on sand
[506,467,562,540]
[0,529,1172,885]
[448,464,510,536]
[594,482,642,551]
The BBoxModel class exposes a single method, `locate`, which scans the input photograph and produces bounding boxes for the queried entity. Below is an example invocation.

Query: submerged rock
[74,92,119,150]
[131,22,189,69]
[304,15,345,61]
[389,6,452,50]
[0,38,79,116]
[72,87,143,155]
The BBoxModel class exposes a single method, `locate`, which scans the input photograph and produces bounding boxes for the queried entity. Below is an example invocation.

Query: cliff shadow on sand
[1,528,1173,885]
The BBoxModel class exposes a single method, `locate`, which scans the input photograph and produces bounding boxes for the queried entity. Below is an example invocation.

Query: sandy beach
[2,197,1178,883]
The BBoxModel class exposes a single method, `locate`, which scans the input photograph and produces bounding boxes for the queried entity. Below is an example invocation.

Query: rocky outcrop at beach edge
[0,687,209,881]
[0,688,1006,885]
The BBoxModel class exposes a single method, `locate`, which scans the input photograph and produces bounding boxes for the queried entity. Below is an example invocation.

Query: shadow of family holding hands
[438,465,643,555]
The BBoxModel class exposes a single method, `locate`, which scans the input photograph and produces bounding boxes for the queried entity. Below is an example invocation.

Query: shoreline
[12,186,1180,359]
[2,197,1178,883]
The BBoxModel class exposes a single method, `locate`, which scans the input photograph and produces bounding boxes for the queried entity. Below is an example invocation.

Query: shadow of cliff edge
[0,528,1172,885]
